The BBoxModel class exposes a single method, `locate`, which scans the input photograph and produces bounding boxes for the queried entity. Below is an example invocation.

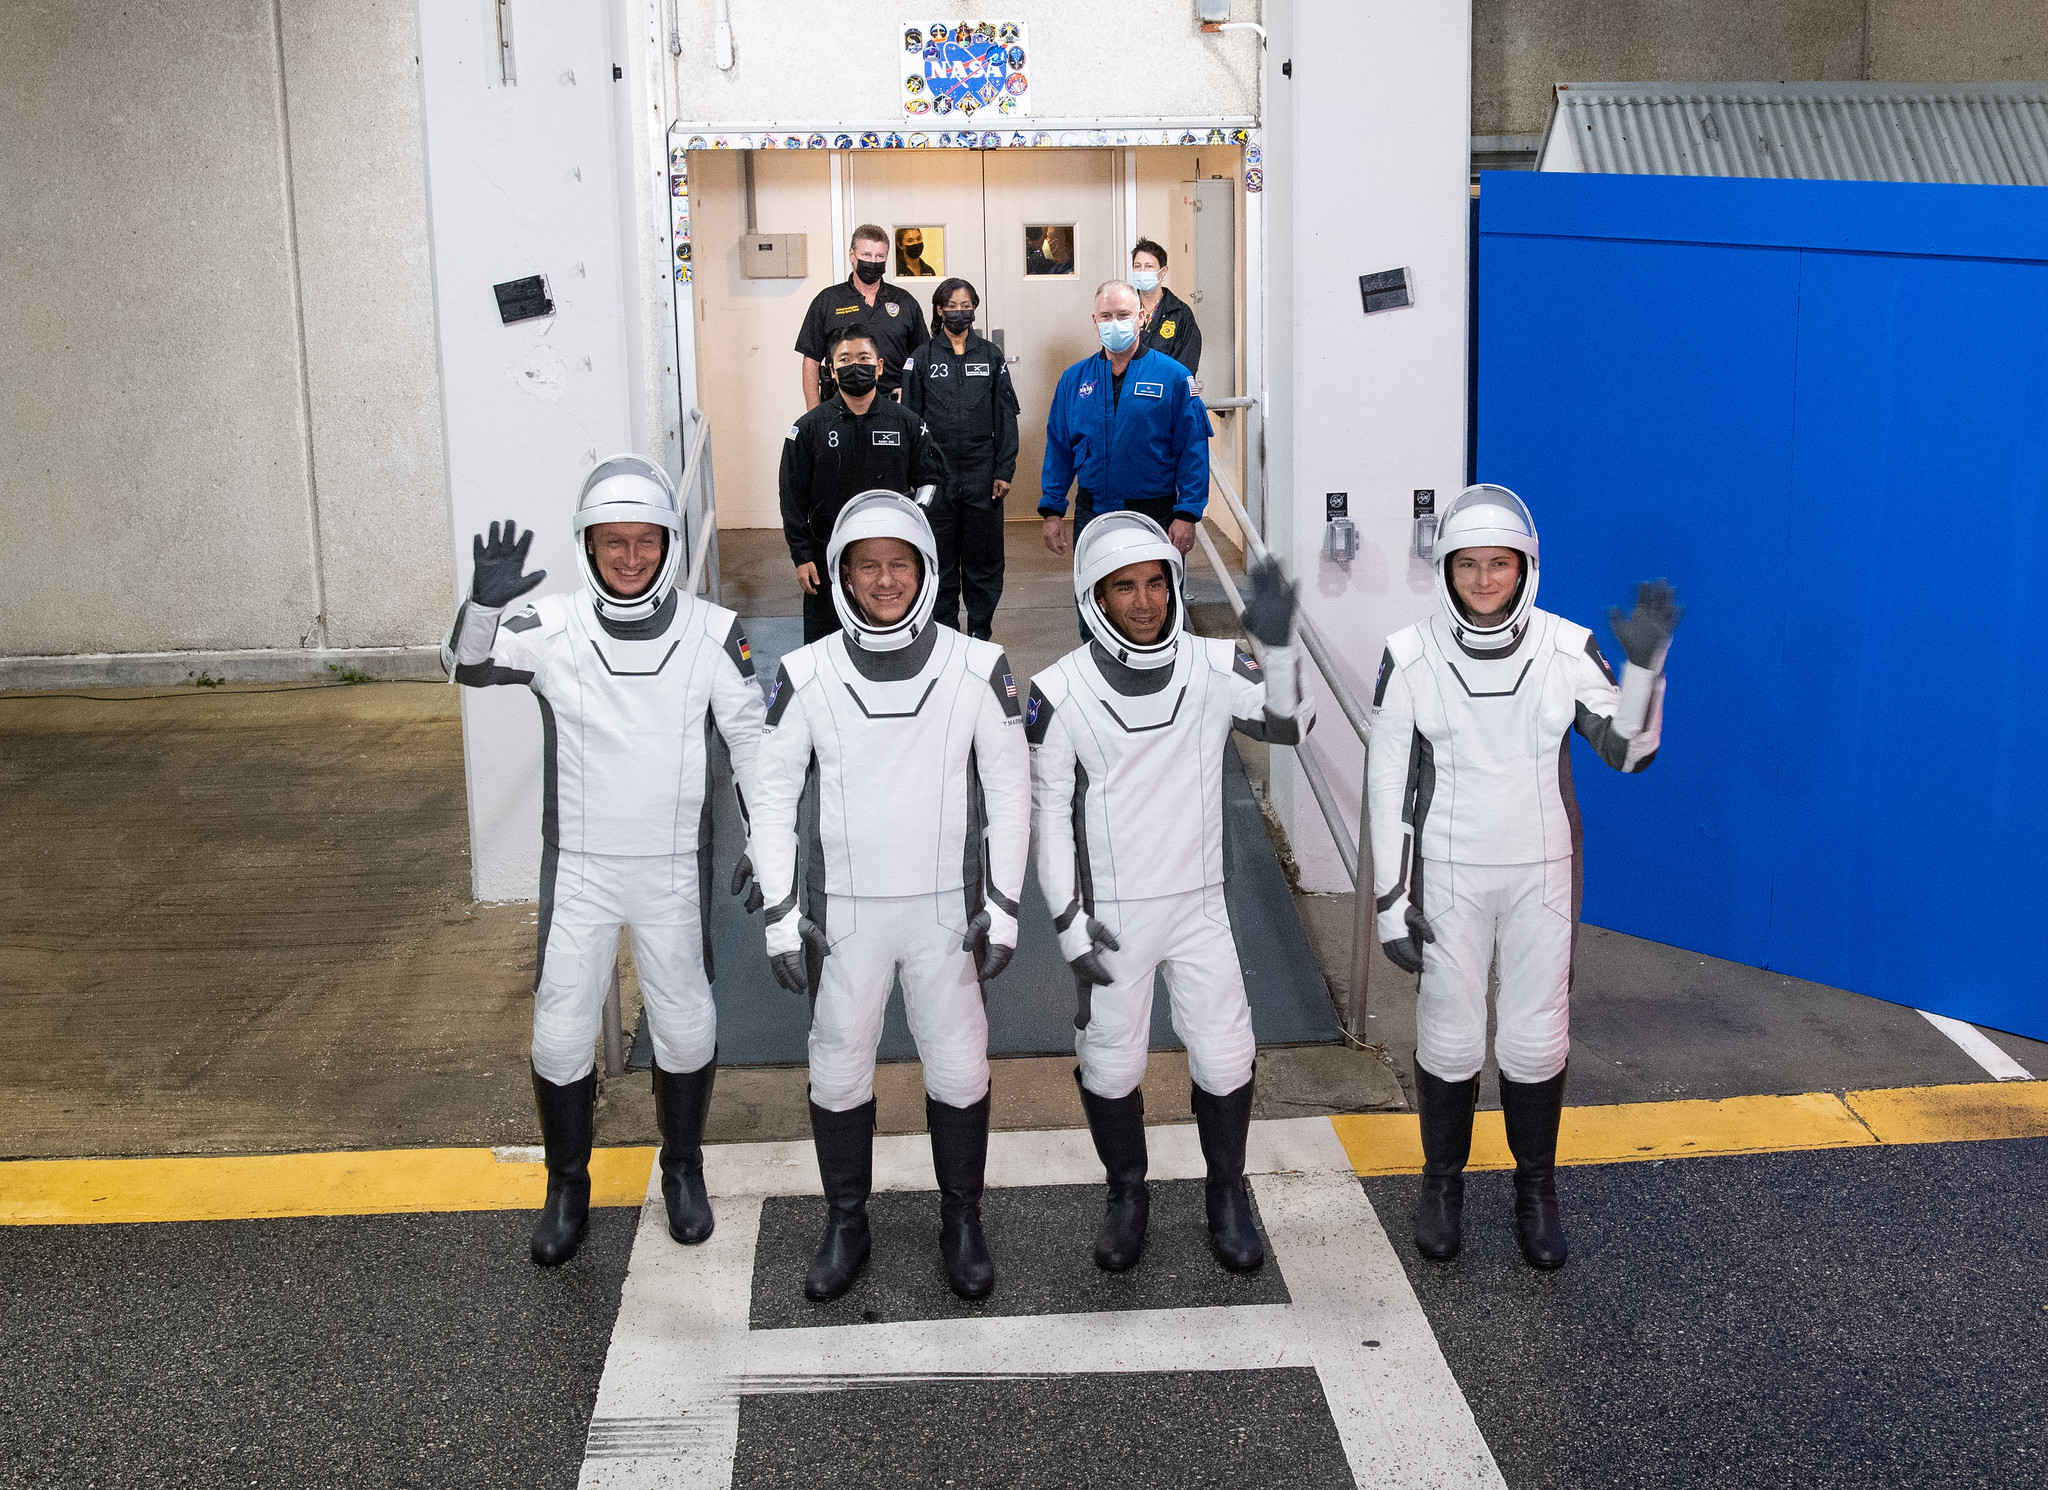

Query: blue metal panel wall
[1477,172,2048,1039]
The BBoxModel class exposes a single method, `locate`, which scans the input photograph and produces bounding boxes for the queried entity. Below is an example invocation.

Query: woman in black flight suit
[902,278,1021,639]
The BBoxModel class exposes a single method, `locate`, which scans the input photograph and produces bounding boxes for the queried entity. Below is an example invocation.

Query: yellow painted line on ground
[0,1146,657,1226]
[4,1080,2044,1224]
[1329,1082,2047,1178]
[1846,1080,2048,1146]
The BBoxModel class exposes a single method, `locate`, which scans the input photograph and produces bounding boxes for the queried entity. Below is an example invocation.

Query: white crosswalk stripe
[579,1117,1503,1489]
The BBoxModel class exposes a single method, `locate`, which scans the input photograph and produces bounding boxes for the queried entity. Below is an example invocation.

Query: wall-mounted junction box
[742,232,808,279]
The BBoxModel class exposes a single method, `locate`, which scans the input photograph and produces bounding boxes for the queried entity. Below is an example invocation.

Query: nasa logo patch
[1078,380,1095,398]
[1025,696,1040,725]
[767,679,782,709]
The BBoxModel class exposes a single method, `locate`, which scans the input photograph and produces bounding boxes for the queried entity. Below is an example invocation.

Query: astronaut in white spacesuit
[751,490,1030,1304]
[1027,512,1315,1276]
[443,455,766,1268]
[1368,484,1680,1270]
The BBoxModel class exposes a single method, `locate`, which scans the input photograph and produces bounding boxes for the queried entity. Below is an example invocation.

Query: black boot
[804,1096,875,1302]
[529,1066,597,1267]
[1412,1062,1480,1260]
[1075,1071,1149,1272]
[1500,1068,1569,1270]
[926,1093,995,1299]
[653,1052,717,1245]
[1190,1077,1264,1273]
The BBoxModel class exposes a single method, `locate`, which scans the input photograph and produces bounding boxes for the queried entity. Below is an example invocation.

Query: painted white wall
[0,0,450,662]
[668,0,1263,124]
[417,0,657,900]
[1263,0,1473,893]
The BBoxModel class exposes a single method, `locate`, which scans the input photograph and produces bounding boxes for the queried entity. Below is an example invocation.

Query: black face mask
[835,362,878,397]
[940,308,975,333]
[854,259,885,285]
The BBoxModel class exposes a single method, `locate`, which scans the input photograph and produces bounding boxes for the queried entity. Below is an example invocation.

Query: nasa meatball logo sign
[902,20,1031,120]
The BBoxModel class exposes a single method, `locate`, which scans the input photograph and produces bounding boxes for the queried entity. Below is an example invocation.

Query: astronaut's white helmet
[826,490,939,651]
[1434,483,1540,651]
[573,454,685,623]
[1074,510,1184,670]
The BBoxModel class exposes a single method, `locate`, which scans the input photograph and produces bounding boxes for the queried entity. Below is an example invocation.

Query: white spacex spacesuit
[1368,483,1677,1271]
[1028,511,1315,1275]
[445,454,766,1267]
[752,490,1030,1303]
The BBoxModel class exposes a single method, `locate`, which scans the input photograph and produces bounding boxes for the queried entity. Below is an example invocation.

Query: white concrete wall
[669,0,1263,124]
[418,0,670,900]
[1263,0,1473,893]
[0,0,450,662]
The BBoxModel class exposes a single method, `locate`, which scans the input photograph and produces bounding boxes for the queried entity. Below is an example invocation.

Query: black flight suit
[793,277,930,400]
[778,394,949,642]
[1139,285,1203,379]
[902,331,1020,638]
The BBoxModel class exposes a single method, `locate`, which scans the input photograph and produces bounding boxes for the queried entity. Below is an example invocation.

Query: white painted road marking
[580,1117,1504,1490]
[1919,1009,2033,1081]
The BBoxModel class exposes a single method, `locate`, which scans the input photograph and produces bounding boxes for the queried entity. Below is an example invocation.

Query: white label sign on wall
[902,20,1031,121]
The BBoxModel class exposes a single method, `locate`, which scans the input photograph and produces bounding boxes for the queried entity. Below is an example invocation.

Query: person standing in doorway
[903,278,1020,640]
[1039,280,1210,564]
[1132,238,1202,381]
[779,327,949,642]
[896,227,938,278]
[795,224,930,408]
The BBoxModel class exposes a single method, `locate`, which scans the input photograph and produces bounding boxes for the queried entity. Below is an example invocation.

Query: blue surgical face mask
[1131,269,1160,294]
[1098,315,1138,353]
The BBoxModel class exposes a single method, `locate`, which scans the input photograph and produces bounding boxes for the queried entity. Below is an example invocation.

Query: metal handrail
[1197,463,1378,1043]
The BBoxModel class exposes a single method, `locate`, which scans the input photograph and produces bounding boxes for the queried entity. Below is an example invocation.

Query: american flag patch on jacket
[1003,673,1017,698]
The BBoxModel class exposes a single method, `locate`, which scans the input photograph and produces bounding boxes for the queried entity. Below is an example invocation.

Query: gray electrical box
[742,232,807,279]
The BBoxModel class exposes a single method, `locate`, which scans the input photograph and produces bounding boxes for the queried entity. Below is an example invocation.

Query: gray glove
[1068,917,1121,988]
[1242,556,1299,648]
[1608,580,1684,670]
[1069,918,1121,1031]
[768,917,830,996]
[471,520,545,607]
[964,909,1015,983]
[730,855,764,914]
[1381,902,1435,976]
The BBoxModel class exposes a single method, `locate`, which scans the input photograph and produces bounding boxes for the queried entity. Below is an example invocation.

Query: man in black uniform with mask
[780,326,950,641]
[903,277,1020,639]
[795,224,930,408]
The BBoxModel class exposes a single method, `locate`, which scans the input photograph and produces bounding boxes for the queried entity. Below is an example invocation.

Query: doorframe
[665,118,1265,532]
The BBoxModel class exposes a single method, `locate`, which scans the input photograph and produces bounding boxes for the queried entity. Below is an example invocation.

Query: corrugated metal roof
[1540,81,2048,185]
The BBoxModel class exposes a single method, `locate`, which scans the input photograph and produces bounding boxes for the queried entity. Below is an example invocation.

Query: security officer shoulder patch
[872,429,901,446]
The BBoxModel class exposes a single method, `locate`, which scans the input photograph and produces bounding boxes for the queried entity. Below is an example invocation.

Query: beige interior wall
[0,0,448,661]
[689,150,837,531]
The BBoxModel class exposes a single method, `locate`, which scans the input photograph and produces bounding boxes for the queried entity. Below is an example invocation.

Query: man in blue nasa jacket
[1039,280,1211,562]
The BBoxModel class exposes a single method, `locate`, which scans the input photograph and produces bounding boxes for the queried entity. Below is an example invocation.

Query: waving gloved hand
[1242,556,1300,649]
[471,520,546,608]
[730,853,764,914]
[1381,901,1436,976]
[765,912,830,996]
[1608,579,1684,671]
[964,902,1019,983]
